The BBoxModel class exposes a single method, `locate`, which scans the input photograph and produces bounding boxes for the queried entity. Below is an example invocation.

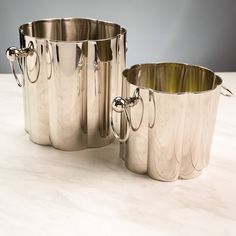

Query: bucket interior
[124,63,222,93]
[19,18,124,41]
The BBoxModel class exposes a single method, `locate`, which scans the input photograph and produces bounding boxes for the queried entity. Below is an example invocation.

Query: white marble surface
[0,73,235,236]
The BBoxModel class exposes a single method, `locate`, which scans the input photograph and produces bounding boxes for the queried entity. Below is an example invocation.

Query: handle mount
[111,88,144,142]
[6,41,40,87]
[221,85,233,97]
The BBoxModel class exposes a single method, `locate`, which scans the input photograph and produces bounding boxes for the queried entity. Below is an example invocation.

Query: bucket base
[28,132,115,151]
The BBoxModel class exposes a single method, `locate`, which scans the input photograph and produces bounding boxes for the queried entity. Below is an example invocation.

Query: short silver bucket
[6,18,127,150]
[111,63,232,181]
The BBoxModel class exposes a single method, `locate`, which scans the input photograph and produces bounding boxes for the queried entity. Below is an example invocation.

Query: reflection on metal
[6,41,40,86]
[113,63,226,181]
[6,18,127,150]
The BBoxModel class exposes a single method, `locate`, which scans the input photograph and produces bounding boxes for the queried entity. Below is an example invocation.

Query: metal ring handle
[25,42,40,83]
[111,97,131,142]
[9,59,25,87]
[149,90,156,128]
[46,42,52,80]
[221,85,233,97]
[130,94,144,131]
[111,88,144,142]
[124,88,144,132]
[77,61,83,96]
[6,41,40,85]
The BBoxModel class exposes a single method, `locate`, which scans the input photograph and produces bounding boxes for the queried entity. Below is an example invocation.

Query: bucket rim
[19,17,127,43]
[123,62,223,95]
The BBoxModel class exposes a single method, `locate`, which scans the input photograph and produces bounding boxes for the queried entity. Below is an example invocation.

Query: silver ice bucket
[111,63,232,181]
[6,18,127,150]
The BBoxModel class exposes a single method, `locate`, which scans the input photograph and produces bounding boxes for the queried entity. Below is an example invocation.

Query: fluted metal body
[112,63,223,181]
[6,18,126,150]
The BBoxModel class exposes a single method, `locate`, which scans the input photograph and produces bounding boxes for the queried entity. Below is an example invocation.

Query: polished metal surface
[6,18,126,150]
[112,63,224,181]
[111,89,143,142]
[6,41,40,87]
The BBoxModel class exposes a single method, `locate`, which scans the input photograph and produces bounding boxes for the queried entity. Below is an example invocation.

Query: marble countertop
[0,73,235,236]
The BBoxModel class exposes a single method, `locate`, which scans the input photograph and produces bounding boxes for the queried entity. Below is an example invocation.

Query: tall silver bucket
[111,63,232,181]
[6,18,126,150]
